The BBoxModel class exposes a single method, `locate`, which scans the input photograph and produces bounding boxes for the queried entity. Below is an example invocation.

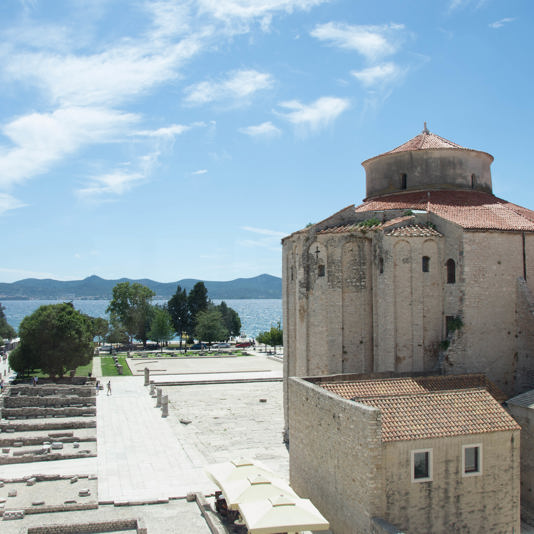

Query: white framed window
[411,448,433,482]
[462,444,482,477]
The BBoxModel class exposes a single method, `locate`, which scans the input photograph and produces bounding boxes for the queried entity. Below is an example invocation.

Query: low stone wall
[2,407,96,418]
[0,434,95,447]
[3,397,96,408]
[0,450,95,465]
[0,420,96,432]
[25,517,146,533]
[9,385,95,397]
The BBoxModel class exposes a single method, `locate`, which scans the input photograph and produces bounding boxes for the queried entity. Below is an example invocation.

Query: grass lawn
[14,358,94,380]
[74,361,94,377]
[100,356,133,376]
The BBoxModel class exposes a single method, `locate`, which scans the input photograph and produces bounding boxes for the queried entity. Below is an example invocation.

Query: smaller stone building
[288,373,521,534]
[507,389,534,521]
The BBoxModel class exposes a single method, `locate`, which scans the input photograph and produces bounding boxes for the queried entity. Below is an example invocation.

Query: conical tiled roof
[386,123,464,154]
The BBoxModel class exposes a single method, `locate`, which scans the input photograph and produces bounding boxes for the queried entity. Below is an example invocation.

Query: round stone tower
[362,123,494,200]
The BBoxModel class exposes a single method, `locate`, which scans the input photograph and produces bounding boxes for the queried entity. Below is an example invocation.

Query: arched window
[318,264,325,277]
[446,259,456,284]
[379,257,384,274]
[400,173,407,190]
[422,256,430,273]
[471,174,476,189]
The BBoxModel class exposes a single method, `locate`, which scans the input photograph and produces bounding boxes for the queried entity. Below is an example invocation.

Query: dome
[362,124,494,200]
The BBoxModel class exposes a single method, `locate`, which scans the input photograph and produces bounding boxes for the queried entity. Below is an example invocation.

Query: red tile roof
[384,224,442,237]
[361,389,519,442]
[318,217,442,237]
[319,374,515,441]
[386,130,465,154]
[321,374,506,402]
[355,190,534,231]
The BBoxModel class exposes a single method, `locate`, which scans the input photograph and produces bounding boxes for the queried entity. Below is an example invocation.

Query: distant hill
[0,274,282,300]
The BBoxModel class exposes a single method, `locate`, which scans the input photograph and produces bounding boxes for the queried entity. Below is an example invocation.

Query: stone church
[283,124,534,401]
[282,126,534,533]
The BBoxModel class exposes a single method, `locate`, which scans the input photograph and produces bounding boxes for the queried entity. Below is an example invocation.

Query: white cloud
[0,193,27,215]
[0,267,55,280]
[184,69,274,105]
[277,96,350,133]
[239,225,285,251]
[241,226,286,238]
[489,17,515,29]
[196,0,327,29]
[310,22,404,61]
[0,107,138,189]
[4,38,201,108]
[239,121,281,137]
[192,169,208,175]
[134,124,191,137]
[77,170,146,199]
[351,62,404,88]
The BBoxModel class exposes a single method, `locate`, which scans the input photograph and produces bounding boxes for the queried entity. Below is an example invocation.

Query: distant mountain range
[0,274,282,300]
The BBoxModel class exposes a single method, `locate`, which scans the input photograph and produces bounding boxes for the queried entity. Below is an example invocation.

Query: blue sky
[0,0,532,283]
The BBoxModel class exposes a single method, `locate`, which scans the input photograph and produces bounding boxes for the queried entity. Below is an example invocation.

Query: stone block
[32,500,45,506]
[51,442,63,449]
[73,442,80,448]
[78,488,91,497]
[8,489,17,497]
[70,476,78,484]
[26,477,36,486]
[2,509,24,520]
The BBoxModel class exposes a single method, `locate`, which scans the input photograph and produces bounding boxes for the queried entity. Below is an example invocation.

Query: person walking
[106,380,112,395]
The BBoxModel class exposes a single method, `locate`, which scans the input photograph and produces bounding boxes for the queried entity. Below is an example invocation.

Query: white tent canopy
[222,474,298,511]
[238,495,330,534]
[205,458,278,487]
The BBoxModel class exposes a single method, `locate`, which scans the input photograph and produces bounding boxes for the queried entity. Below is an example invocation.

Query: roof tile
[355,190,534,232]
[359,389,519,442]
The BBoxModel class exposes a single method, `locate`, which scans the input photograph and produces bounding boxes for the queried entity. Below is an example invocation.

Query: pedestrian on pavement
[96,380,100,395]
[107,380,111,395]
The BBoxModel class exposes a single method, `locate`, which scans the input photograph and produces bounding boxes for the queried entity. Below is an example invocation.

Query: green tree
[106,318,128,350]
[0,302,16,339]
[106,282,155,348]
[257,322,283,353]
[91,317,109,345]
[167,285,189,348]
[195,309,228,350]
[187,282,209,334]
[148,306,174,351]
[217,301,241,337]
[256,330,269,350]
[10,302,94,378]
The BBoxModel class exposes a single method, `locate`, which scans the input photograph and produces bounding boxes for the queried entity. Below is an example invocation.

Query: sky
[0,0,532,283]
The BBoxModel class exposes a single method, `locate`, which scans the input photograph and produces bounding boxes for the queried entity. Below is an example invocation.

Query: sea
[2,299,282,339]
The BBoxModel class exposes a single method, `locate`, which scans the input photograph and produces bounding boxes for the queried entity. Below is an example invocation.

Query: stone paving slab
[127,353,281,376]
[150,369,282,385]
[0,457,97,478]
[0,477,97,510]
[0,501,212,534]
[96,377,216,504]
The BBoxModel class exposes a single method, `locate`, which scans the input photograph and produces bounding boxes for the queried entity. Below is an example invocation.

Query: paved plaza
[1,352,289,533]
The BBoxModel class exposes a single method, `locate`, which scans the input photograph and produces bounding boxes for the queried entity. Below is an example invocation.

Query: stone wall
[515,279,534,394]
[507,401,534,515]
[382,432,520,533]
[288,377,383,534]
[445,232,525,395]
[26,517,146,533]
[362,148,493,199]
